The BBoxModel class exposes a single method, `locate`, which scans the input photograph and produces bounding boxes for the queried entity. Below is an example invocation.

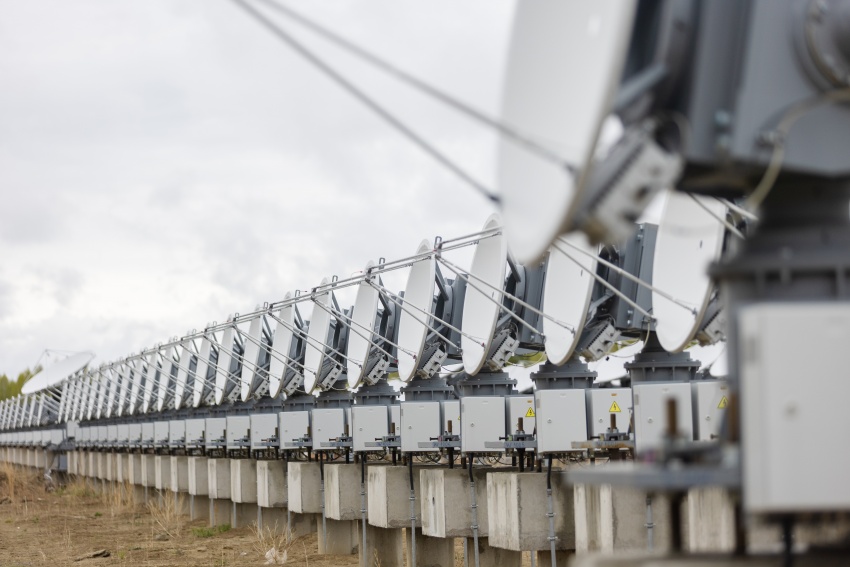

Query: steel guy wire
[687,193,745,240]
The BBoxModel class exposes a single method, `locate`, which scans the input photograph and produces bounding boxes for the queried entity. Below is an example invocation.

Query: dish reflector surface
[156,345,175,412]
[214,327,237,405]
[192,337,213,408]
[303,279,333,393]
[652,190,726,352]
[240,315,264,401]
[174,342,193,410]
[544,233,598,365]
[268,295,297,398]
[461,214,508,374]
[396,241,436,382]
[499,0,637,263]
[347,263,380,387]
[21,351,94,395]
[141,351,158,413]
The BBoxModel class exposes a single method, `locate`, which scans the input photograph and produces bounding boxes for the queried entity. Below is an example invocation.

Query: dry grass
[251,520,296,564]
[146,489,185,538]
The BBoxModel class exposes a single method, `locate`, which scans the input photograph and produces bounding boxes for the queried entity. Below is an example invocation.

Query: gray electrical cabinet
[400,401,440,453]
[632,382,693,454]
[279,411,310,448]
[352,405,390,452]
[107,425,118,447]
[153,421,169,447]
[535,389,587,454]
[185,419,205,447]
[141,423,154,446]
[311,408,346,451]
[587,388,633,438]
[250,413,279,450]
[168,420,186,448]
[128,423,142,446]
[225,415,251,451]
[691,380,729,442]
[461,396,506,453]
[117,424,129,445]
[204,417,226,450]
[741,303,850,513]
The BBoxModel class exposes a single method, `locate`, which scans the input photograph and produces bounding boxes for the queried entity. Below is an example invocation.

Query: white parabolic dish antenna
[156,344,175,412]
[21,351,94,395]
[192,336,213,408]
[396,241,436,383]
[268,293,297,399]
[303,279,333,393]
[499,0,637,264]
[652,189,727,352]
[173,341,193,410]
[128,356,144,415]
[461,214,508,375]
[214,326,237,405]
[240,314,264,402]
[347,263,380,388]
[543,233,598,365]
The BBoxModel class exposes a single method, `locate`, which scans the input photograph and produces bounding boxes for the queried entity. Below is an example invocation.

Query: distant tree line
[0,367,40,401]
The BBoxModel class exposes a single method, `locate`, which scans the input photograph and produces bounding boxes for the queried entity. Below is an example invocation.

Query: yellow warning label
[609,401,622,413]
[717,396,728,409]
[524,407,536,418]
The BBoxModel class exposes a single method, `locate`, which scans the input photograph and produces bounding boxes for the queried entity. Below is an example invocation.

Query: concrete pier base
[207,459,231,501]
[574,484,677,554]
[535,550,573,567]
[191,494,211,522]
[104,453,115,481]
[257,461,287,508]
[367,464,419,529]
[408,528,455,567]
[170,456,189,493]
[289,512,318,539]
[465,536,522,567]
[231,502,257,529]
[317,517,358,555]
[257,506,288,532]
[154,456,171,492]
[210,499,231,527]
[325,463,362,521]
[420,467,491,538]
[487,471,575,551]
[188,457,209,497]
[686,487,735,552]
[230,460,257,505]
[287,462,322,514]
[140,455,156,489]
[362,523,403,567]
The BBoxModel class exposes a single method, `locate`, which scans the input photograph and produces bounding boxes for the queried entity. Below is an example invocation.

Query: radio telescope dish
[240,315,264,402]
[173,341,193,410]
[141,351,158,413]
[499,1,637,263]
[544,233,598,365]
[192,336,214,408]
[652,189,726,352]
[303,279,333,393]
[347,263,381,388]
[461,214,508,374]
[21,351,94,395]
[396,241,437,382]
[214,326,237,405]
[269,294,300,398]
[156,344,176,412]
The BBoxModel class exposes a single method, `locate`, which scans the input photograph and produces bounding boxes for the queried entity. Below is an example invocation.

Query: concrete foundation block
[290,512,318,538]
[421,467,491,538]
[574,484,676,554]
[317,517,357,555]
[466,537,522,567]
[140,455,156,488]
[207,458,231,500]
[191,495,211,522]
[154,455,171,490]
[535,550,572,566]
[210,499,231,527]
[188,456,209,496]
[258,506,288,532]
[362,523,403,567]
[287,461,322,514]
[95,453,105,480]
[257,460,287,508]
[368,464,420,529]
[487,471,575,551]
[231,502,257,528]
[325,463,362,521]
[685,487,735,552]
[105,453,115,481]
[127,454,142,486]
[231,459,258,504]
[87,452,96,478]
[170,456,189,493]
[408,528,455,567]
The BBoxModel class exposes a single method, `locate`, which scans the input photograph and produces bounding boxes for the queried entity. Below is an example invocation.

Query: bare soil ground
[0,462,360,567]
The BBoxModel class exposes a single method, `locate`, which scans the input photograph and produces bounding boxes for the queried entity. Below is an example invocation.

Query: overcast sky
[0,0,516,376]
